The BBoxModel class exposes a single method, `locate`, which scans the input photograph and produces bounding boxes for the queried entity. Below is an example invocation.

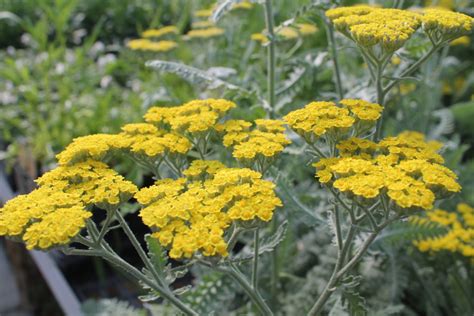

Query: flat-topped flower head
[378,131,444,163]
[339,99,383,122]
[284,99,382,142]
[217,119,290,161]
[56,134,126,165]
[36,160,138,207]
[313,132,460,211]
[127,39,178,52]
[194,9,213,18]
[413,203,474,258]
[192,21,215,29]
[284,101,354,141]
[232,1,253,10]
[145,99,236,134]
[184,27,225,40]
[422,8,473,41]
[137,164,281,259]
[326,6,421,51]
[182,160,226,179]
[142,26,179,39]
[0,159,138,248]
[296,23,318,36]
[119,123,191,158]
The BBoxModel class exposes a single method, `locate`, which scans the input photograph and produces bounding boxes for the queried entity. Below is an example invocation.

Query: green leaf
[211,0,241,22]
[450,101,474,138]
[146,60,254,98]
[340,275,368,316]
[81,298,147,316]
[231,220,289,262]
[145,234,168,280]
[183,272,235,314]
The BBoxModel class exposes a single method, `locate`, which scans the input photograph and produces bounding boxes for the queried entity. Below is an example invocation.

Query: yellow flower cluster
[136,160,282,259]
[142,26,179,38]
[326,6,421,50]
[284,99,383,142]
[251,23,318,44]
[184,27,225,39]
[314,132,461,210]
[0,160,138,249]
[118,123,191,158]
[192,21,215,29]
[232,1,253,10]
[216,119,291,161]
[414,203,474,258]
[127,39,178,52]
[144,99,236,134]
[422,8,473,40]
[194,9,213,18]
[57,123,192,166]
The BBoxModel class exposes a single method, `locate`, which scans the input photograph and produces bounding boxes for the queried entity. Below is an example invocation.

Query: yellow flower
[192,21,215,29]
[413,203,474,258]
[277,26,299,39]
[137,163,281,259]
[340,99,383,122]
[232,1,253,10]
[296,23,318,35]
[217,119,291,161]
[0,158,139,250]
[56,134,126,165]
[194,9,213,18]
[327,6,421,51]
[313,132,460,210]
[127,39,178,52]
[185,27,225,39]
[145,99,236,134]
[422,8,473,40]
[251,33,269,44]
[285,99,381,142]
[450,35,470,46]
[142,26,179,38]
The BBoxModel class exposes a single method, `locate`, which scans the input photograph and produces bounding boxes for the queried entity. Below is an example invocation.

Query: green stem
[115,211,164,288]
[252,229,260,289]
[97,209,115,243]
[264,0,276,118]
[99,246,198,316]
[307,224,356,315]
[374,63,386,141]
[228,264,274,316]
[307,216,398,315]
[325,18,343,100]
[333,205,343,251]
[383,44,440,94]
[336,216,398,277]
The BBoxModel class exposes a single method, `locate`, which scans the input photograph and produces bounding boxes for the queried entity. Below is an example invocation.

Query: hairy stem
[383,44,440,94]
[325,18,343,99]
[115,211,165,288]
[264,0,276,118]
[228,264,274,316]
[252,228,260,289]
[308,216,398,315]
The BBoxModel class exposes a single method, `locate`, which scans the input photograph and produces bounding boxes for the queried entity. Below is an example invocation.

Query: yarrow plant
[1,2,473,315]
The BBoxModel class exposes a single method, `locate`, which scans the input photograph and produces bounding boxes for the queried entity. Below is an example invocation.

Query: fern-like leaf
[231,220,289,262]
[211,0,242,22]
[373,219,447,247]
[81,298,147,316]
[146,60,254,97]
[183,272,235,314]
[340,275,368,316]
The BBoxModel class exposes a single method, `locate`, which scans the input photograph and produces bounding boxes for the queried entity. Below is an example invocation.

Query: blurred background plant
[0,0,473,315]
